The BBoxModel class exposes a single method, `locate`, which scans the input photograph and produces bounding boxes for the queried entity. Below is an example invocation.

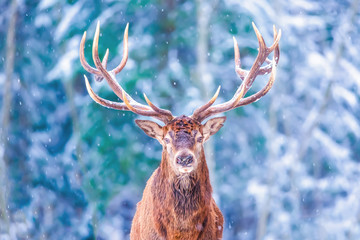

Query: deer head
[135,115,225,175]
[80,21,281,176]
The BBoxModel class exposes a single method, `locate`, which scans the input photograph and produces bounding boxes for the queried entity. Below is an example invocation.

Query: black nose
[176,155,193,166]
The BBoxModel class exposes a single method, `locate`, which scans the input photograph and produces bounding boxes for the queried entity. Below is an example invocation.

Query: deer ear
[202,116,226,142]
[135,120,163,140]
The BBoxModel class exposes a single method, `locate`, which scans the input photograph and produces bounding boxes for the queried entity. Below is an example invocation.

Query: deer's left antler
[191,23,281,122]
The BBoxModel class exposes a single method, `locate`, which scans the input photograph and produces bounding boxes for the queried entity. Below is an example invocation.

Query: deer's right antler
[80,22,174,124]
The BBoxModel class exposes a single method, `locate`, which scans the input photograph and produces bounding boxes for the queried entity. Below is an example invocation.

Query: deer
[80,21,281,240]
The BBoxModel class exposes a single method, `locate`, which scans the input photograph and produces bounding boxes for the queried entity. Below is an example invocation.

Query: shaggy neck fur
[157,149,213,218]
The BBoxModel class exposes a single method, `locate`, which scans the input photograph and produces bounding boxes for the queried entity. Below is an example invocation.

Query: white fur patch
[178,166,194,173]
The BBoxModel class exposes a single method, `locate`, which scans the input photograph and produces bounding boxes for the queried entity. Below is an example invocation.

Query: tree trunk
[0,0,18,231]
[195,0,219,195]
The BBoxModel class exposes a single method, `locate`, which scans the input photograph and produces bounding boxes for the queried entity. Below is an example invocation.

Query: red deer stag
[80,21,281,240]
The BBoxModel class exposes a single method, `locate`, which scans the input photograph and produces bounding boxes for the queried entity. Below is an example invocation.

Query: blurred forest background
[0,0,360,239]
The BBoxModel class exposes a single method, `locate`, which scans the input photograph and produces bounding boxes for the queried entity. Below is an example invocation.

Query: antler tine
[80,31,102,76]
[192,23,281,122]
[143,93,174,118]
[233,37,248,80]
[123,91,171,123]
[94,48,109,82]
[264,26,279,63]
[191,86,221,118]
[112,23,129,74]
[102,48,109,69]
[82,22,174,124]
[272,26,280,64]
[252,22,266,52]
[267,26,282,53]
[84,75,131,110]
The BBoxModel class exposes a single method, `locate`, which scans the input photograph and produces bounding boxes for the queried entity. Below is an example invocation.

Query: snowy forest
[0,0,360,239]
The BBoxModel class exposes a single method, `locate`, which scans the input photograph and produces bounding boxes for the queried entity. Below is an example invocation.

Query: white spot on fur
[196,223,203,231]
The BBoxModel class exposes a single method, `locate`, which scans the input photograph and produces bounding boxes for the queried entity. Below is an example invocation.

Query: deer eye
[164,138,170,144]
[197,136,203,143]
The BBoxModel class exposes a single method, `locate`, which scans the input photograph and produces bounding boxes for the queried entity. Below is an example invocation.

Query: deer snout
[176,154,194,167]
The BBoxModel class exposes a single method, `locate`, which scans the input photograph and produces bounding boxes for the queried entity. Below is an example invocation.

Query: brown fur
[130,116,224,240]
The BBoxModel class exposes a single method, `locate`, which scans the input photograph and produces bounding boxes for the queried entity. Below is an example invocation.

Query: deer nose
[176,155,193,166]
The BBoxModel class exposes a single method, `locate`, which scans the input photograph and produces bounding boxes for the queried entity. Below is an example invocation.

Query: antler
[192,23,281,122]
[80,22,174,124]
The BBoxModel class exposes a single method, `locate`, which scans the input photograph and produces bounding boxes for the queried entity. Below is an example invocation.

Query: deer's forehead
[166,116,202,135]
[164,116,202,147]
